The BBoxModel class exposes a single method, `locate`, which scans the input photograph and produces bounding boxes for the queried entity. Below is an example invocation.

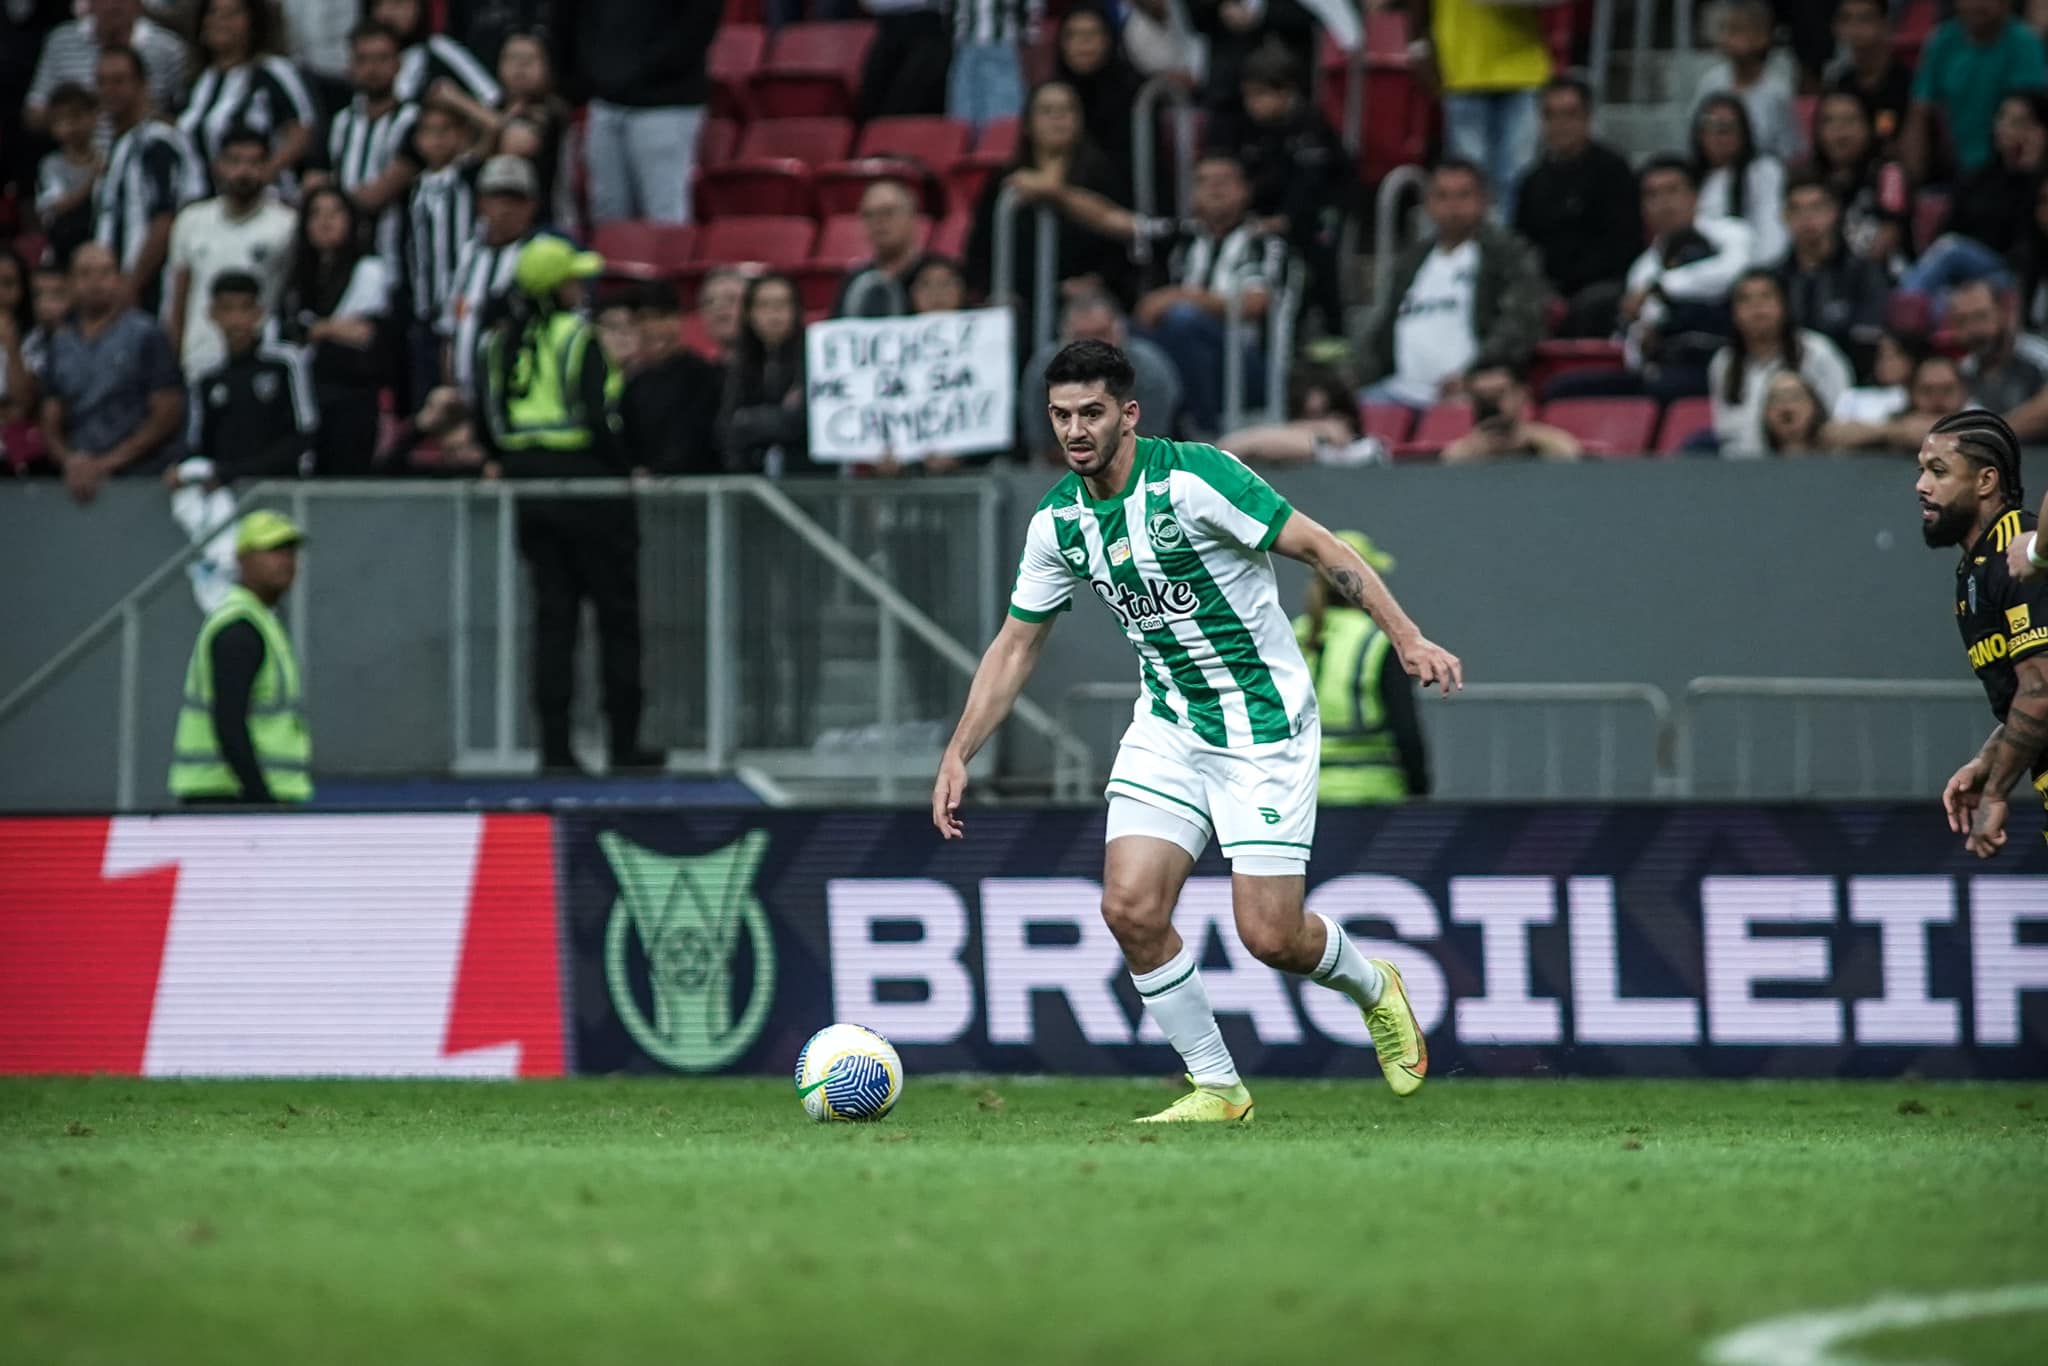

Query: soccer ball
[794,1023,903,1122]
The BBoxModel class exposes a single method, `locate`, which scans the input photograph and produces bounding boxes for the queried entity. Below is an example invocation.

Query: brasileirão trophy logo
[599,830,776,1072]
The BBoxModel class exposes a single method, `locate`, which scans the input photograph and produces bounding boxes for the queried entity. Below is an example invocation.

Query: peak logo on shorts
[1092,577,1199,632]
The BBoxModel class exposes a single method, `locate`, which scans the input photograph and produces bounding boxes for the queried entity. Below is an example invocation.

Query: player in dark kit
[1921,410,2048,857]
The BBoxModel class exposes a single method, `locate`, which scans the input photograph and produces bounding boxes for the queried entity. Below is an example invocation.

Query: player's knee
[1100,881,1172,957]
[1238,916,1315,973]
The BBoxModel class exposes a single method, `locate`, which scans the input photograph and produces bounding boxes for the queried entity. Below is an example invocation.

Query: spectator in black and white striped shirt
[313,21,423,263]
[178,0,319,194]
[401,104,479,410]
[24,0,188,138]
[444,155,543,398]
[93,45,203,317]
[949,0,1042,131]
[1132,153,1288,436]
[372,0,502,130]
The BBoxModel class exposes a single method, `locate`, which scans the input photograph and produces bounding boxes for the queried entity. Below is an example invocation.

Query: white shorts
[1103,711,1320,872]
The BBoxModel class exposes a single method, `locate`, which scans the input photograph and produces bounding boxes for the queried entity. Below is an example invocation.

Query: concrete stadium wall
[2,455,2042,808]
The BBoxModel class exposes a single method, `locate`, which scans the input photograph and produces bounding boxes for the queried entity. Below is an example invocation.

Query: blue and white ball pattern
[794,1023,903,1122]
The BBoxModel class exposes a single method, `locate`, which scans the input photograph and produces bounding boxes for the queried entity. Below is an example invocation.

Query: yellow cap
[1336,530,1394,573]
[514,236,605,297]
[235,509,306,554]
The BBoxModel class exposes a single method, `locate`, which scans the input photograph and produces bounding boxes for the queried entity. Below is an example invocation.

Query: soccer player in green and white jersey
[932,340,1464,1122]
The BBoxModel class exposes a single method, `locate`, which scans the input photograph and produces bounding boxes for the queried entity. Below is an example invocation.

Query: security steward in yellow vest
[169,510,312,805]
[1292,531,1430,803]
[478,236,658,775]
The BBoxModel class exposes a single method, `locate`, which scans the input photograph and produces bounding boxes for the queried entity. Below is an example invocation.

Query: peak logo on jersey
[1108,537,1132,566]
[2010,605,2032,635]
[1092,577,1199,631]
[1147,512,1186,548]
[1062,546,1088,570]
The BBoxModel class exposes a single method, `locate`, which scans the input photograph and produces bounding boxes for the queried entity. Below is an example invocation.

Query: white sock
[1310,914,1384,1009]
[1131,946,1240,1089]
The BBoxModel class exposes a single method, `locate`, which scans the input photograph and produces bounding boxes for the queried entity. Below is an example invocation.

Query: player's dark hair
[210,270,262,301]
[1640,154,1698,193]
[217,123,269,157]
[1044,339,1136,403]
[1930,409,2026,509]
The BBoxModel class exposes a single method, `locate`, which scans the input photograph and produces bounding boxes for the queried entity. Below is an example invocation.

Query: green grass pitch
[3,1077,2045,1365]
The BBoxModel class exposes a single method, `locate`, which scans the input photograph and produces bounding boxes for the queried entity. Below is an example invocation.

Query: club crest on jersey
[1092,576,1198,631]
[1062,546,1088,570]
[1107,537,1132,566]
[1147,512,1186,548]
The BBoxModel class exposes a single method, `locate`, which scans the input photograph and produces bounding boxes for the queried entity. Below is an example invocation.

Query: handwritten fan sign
[805,307,1014,462]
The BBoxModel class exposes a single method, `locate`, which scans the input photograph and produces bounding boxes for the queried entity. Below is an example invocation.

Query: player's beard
[1920,500,1977,548]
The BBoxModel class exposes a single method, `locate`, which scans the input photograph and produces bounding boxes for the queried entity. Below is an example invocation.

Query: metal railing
[1131,76,1199,224]
[1677,676,1989,799]
[0,476,1093,811]
[1219,258,1304,436]
[1053,680,1675,800]
[1373,164,1428,305]
[990,183,1059,356]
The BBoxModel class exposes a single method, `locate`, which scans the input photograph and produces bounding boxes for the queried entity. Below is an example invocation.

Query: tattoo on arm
[1984,672,2048,795]
[1326,564,1365,609]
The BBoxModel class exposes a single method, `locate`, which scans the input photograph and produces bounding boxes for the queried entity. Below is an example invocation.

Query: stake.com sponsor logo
[0,815,564,1077]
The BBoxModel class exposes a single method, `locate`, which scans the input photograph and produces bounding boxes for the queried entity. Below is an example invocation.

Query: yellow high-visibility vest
[1295,609,1408,804]
[169,585,312,801]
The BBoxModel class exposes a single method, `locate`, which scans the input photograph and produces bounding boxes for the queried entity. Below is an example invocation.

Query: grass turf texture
[3,1078,2045,1366]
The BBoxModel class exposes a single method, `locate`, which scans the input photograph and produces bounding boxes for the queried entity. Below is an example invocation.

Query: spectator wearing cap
[168,510,314,807]
[562,0,722,225]
[1358,159,1549,411]
[833,180,927,319]
[1514,75,1644,338]
[41,241,187,503]
[1018,289,1182,460]
[477,237,657,775]
[446,154,544,398]
[308,20,423,263]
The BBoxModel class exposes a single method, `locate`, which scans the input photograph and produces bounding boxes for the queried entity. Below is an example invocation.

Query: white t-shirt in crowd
[1707,328,1855,458]
[1387,240,1480,408]
[167,196,299,379]
[1831,385,1906,425]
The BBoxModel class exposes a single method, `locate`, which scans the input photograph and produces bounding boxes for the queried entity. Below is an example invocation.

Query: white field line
[1703,1283,2048,1366]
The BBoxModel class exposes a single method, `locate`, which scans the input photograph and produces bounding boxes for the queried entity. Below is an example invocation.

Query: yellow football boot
[1364,959,1428,1096]
[1134,1075,1255,1123]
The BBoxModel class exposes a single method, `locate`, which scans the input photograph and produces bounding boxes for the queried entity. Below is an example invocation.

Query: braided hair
[1929,408,2026,510]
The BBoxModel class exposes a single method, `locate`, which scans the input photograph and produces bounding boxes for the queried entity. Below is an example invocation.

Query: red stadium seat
[1358,401,1415,446]
[945,154,1008,215]
[814,157,930,216]
[709,24,765,119]
[1322,12,1436,183]
[931,211,972,260]
[695,157,815,219]
[1656,396,1714,454]
[1403,401,1473,455]
[812,212,930,267]
[856,116,972,169]
[679,310,722,360]
[699,116,741,170]
[1887,291,1933,337]
[1528,338,1628,393]
[976,116,1020,161]
[739,116,855,164]
[692,215,818,272]
[1540,397,1659,456]
[592,221,696,279]
[750,21,875,118]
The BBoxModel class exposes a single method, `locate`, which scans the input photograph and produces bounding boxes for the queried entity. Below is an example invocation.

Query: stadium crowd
[4,0,2048,492]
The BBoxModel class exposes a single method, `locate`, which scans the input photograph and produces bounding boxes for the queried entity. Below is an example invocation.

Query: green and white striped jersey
[1009,436,1315,748]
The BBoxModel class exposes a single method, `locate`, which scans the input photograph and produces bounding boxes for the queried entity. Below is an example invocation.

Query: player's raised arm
[1272,511,1464,696]
[933,613,1058,839]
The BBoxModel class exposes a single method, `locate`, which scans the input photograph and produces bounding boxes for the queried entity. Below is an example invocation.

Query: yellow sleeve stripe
[1992,511,2023,552]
